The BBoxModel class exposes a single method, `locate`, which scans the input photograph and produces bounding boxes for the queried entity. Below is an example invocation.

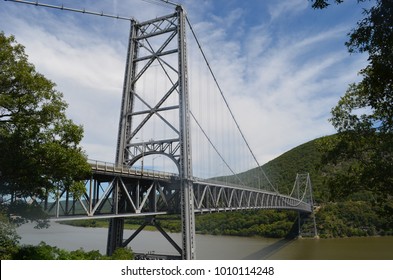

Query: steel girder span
[41,163,314,259]
[46,162,312,220]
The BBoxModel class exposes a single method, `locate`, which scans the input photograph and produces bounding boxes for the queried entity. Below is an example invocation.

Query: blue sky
[0,0,370,171]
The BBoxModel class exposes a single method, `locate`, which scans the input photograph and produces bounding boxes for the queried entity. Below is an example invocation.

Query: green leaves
[0,212,20,260]
[11,242,134,260]
[0,32,91,220]
[318,131,392,201]
[316,201,382,238]
[311,0,393,205]
[310,0,344,9]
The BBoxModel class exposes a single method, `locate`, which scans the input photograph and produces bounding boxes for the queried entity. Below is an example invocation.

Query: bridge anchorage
[7,0,317,260]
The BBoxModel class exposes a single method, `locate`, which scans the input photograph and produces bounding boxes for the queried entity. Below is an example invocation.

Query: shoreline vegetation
[59,200,392,239]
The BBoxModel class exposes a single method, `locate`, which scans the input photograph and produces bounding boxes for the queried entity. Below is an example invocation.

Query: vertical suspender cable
[186,16,278,193]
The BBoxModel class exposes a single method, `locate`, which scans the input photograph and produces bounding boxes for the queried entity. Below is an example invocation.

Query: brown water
[266,236,393,260]
[17,222,393,260]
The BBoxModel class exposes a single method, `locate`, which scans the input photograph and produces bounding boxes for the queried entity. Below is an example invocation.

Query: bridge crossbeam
[125,139,181,165]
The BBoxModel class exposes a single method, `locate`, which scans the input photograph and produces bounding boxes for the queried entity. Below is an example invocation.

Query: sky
[0,0,371,171]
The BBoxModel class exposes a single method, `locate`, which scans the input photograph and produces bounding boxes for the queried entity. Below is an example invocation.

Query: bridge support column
[177,5,196,260]
[180,179,196,259]
[106,217,124,256]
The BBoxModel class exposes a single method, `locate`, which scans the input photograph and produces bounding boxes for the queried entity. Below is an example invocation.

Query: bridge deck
[42,162,312,221]
[88,160,177,181]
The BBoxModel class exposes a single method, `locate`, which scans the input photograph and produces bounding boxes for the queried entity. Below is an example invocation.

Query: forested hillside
[201,134,392,238]
[243,136,328,201]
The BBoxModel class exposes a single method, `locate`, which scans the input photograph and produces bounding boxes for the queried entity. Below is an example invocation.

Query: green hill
[221,136,329,202]
[193,134,392,238]
[261,137,325,197]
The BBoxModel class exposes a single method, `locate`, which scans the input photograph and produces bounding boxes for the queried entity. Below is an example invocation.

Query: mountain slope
[222,136,330,202]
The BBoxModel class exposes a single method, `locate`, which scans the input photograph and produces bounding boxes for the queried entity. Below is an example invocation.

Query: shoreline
[56,220,391,240]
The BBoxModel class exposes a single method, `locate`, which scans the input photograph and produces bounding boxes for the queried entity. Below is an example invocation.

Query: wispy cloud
[185,2,367,165]
[0,0,368,171]
[268,0,309,21]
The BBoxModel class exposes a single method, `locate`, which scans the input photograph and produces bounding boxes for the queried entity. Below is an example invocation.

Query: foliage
[10,241,134,260]
[5,201,49,228]
[13,242,70,260]
[0,32,91,223]
[226,137,329,202]
[60,219,103,228]
[316,201,392,238]
[110,247,135,260]
[195,210,297,238]
[200,134,393,238]
[0,212,20,259]
[317,133,392,202]
[311,0,355,9]
[306,0,393,238]
[0,210,135,260]
[310,0,393,201]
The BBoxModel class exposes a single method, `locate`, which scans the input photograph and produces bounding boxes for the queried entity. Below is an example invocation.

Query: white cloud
[268,0,309,21]
[186,11,366,168]
[0,0,368,177]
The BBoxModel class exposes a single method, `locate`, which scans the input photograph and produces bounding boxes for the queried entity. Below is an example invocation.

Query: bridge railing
[88,159,178,180]
[193,177,278,194]
[89,159,291,195]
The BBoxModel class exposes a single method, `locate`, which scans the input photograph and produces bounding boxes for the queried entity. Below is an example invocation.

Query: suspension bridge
[6,0,317,260]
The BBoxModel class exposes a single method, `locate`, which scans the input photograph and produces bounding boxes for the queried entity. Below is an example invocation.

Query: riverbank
[58,219,159,231]
[58,204,393,240]
[17,222,393,259]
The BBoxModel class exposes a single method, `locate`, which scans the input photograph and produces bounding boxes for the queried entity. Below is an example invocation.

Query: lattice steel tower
[108,5,196,260]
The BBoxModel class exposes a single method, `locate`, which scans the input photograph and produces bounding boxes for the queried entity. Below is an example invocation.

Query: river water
[16,222,393,260]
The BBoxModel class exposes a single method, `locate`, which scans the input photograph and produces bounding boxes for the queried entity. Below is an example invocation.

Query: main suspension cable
[5,0,134,21]
[140,0,177,8]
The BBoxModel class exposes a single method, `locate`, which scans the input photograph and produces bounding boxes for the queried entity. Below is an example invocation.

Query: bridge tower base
[106,217,125,256]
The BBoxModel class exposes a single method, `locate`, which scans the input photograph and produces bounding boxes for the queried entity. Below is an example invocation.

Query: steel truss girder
[39,173,313,219]
[192,182,312,213]
[45,175,181,219]
[39,171,314,259]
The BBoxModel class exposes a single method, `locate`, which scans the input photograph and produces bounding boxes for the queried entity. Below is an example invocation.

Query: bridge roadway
[48,160,312,221]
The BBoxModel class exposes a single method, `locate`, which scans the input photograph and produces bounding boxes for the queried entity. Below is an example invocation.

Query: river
[16,222,393,259]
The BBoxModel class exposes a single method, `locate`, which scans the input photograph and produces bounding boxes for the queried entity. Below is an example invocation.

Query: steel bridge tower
[108,5,196,260]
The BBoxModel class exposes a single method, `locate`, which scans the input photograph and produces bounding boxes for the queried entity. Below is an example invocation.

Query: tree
[11,242,134,260]
[0,32,91,223]
[110,247,135,260]
[312,1,393,203]
[0,212,20,259]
